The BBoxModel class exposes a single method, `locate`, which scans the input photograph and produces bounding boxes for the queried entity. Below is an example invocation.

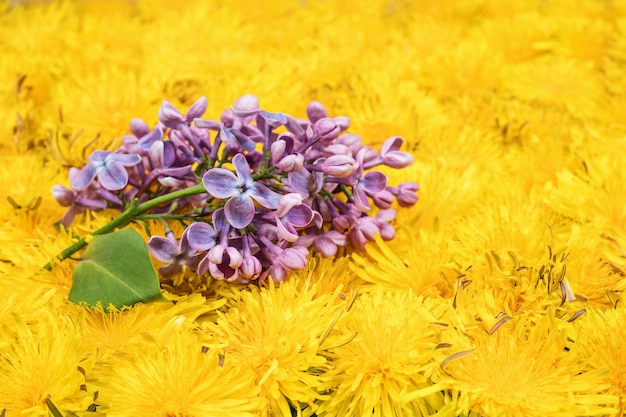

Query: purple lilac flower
[202,153,281,229]
[71,150,142,191]
[147,229,201,278]
[53,94,420,285]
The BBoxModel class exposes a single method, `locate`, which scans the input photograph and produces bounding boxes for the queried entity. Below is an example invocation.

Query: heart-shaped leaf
[69,228,167,310]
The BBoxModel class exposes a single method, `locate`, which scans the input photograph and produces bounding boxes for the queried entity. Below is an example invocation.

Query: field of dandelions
[2,1,626,416]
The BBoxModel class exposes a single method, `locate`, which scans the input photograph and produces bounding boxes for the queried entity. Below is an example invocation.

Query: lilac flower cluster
[52,95,419,284]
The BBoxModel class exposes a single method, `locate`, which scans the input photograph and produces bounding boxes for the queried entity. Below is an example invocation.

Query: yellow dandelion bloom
[99,329,265,417]
[202,279,351,417]
[0,310,95,416]
[578,306,626,414]
[78,293,224,361]
[435,312,617,417]
[316,289,452,417]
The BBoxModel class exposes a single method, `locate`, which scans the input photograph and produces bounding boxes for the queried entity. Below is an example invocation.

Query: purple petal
[259,110,288,127]
[225,247,243,268]
[202,168,239,198]
[381,136,404,155]
[186,222,217,251]
[149,141,165,169]
[138,127,163,151]
[353,187,371,212]
[249,182,281,209]
[70,163,98,191]
[193,118,222,130]
[376,209,397,223]
[107,153,142,166]
[198,256,211,276]
[276,193,302,218]
[287,168,313,198]
[185,96,208,121]
[158,100,185,129]
[225,194,255,228]
[230,129,257,151]
[277,218,299,242]
[212,208,227,231]
[129,118,150,137]
[232,153,253,186]
[361,171,387,194]
[147,236,179,263]
[88,150,111,162]
[383,151,414,169]
[283,204,313,227]
[98,161,130,191]
[284,114,305,137]
[231,94,259,117]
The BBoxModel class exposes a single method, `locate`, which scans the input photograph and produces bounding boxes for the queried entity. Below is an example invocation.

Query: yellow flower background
[2,0,626,416]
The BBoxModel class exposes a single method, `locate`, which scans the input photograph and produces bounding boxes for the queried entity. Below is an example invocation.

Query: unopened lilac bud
[51,185,74,206]
[129,118,150,138]
[383,151,414,169]
[276,153,304,172]
[332,214,355,233]
[333,116,350,131]
[372,189,395,209]
[270,139,287,163]
[232,94,259,117]
[306,101,328,123]
[314,117,341,142]
[185,96,208,121]
[378,222,395,240]
[281,247,308,270]
[336,133,362,155]
[322,155,356,178]
[157,100,185,129]
[396,182,419,207]
[324,143,350,156]
[240,255,262,279]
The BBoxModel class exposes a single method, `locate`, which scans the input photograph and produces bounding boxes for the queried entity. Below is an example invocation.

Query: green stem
[42,184,207,271]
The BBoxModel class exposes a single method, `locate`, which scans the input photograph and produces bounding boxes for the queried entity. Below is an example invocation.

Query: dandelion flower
[0,310,95,416]
[202,279,351,417]
[316,290,451,417]
[434,313,617,417]
[577,306,626,414]
[100,329,265,417]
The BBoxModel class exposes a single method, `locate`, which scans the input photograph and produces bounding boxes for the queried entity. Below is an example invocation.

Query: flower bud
[332,214,355,234]
[129,118,150,138]
[324,143,350,156]
[157,100,185,129]
[333,116,350,131]
[276,153,304,172]
[383,151,414,169]
[240,255,262,279]
[336,133,362,155]
[313,117,341,142]
[372,189,395,209]
[280,247,308,270]
[270,139,287,164]
[232,94,259,117]
[306,101,328,123]
[322,155,356,178]
[185,96,208,121]
[51,185,74,207]
[396,182,419,207]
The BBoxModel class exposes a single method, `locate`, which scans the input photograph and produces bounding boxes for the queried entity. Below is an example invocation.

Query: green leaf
[69,229,167,310]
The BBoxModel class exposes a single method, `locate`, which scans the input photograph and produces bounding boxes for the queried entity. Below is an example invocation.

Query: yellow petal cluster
[2,0,626,416]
